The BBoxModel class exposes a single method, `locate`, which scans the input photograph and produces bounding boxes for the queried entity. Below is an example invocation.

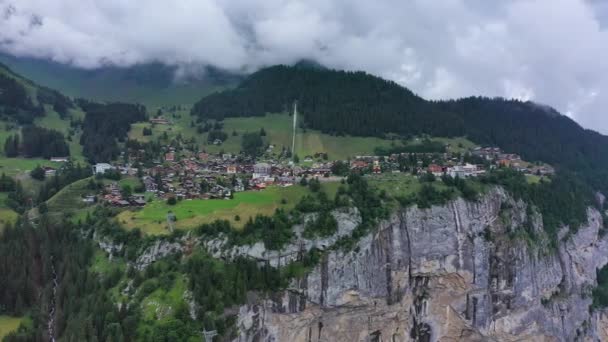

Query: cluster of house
[84,182,147,207]
[91,151,335,206]
[87,143,555,207]
[348,146,555,178]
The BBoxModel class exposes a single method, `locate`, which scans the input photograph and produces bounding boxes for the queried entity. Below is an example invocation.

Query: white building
[447,164,482,178]
[93,163,114,174]
[253,163,272,179]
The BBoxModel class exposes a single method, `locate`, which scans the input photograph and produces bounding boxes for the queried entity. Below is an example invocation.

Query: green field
[45,177,96,216]
[117,182,339,235]
[34,108,86,164]
[0,157,60,177]
[129,112,396,161]
[0,316,25,340]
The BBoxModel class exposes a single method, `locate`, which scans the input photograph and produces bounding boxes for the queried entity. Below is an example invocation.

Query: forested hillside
[78,100,147,163]
[191,65,608,193]
[0,63,73,124]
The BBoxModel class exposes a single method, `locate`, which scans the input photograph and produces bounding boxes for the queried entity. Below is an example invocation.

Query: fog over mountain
[1,0,608,132]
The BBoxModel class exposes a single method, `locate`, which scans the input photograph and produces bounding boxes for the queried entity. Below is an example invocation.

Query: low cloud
[1,0,608,132]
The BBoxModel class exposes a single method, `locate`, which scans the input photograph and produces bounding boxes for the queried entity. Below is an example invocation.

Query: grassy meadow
[117,182,340,235]
[0,316,26,340]
[129,111,397,161]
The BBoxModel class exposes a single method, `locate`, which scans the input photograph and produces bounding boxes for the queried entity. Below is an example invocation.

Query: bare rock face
[134,239,183,270]
[234,188,608,341]
[203,207,362,268]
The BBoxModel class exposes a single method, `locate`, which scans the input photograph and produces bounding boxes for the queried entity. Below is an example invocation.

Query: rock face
[204,208,362,268]
[233,188,608,341]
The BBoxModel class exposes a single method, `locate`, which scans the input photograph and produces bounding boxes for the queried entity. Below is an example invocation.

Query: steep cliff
[233,188,608,341]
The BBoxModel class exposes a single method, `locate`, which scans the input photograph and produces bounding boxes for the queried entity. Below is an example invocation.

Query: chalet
[213,139,223,145]
[253,163,272,179]
[150,117,170,125]
[93,163,113,174]
[472,147,502,160]
[165,153,175,162]
[226,165,237,174]
[198,152,209,161]
[350,160,368,169]
[43,167,57,177]
[428,164,443,176]
[50,157,69,162]
[82,195,96,204]
[372,160,381,174]
[447,164,481,178]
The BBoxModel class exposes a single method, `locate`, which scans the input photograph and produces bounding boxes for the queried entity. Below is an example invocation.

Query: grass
[34,108,86,164]
[45,177,96,216]
[368,173,422,198]
[0,157,59,177]
[118,176,143,190]
[129,112,396,161]
[117,182,339,235]
[0,207,18,233]
[433,137,477,153]
[0,316,25,340]
[90,249,125,275]
[140,275,188,321]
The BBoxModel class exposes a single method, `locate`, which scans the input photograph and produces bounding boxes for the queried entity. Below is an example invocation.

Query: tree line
[191,64,608,196]
[78,99,147,163]
[4,126,70,158]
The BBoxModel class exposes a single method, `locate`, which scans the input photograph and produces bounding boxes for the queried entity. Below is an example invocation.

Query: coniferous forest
[78,100,147,163]
[191,65,608,194]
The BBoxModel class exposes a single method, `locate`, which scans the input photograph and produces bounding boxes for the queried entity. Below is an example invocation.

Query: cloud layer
[1,0,608,132]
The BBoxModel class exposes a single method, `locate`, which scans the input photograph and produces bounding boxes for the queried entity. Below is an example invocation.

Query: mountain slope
[0,53,241,106]
[191,65,608,192]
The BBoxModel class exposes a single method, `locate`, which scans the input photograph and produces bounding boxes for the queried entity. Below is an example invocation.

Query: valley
[0,60,607,342]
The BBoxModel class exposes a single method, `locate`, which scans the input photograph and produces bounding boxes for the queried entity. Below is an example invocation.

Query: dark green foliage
[331,160,349,176]
[191,65,440,137]
[375,139,446,155]
[0,72,44,124]
[167,197,177,205]
[36,85,73,118]
[441,175,478,201]
[207,129,227,143]
[593,264,608,308]
[36,161,91,204]
[480,169,592,239]
[30,165,45,181]
[241,131,264,156]
[191,65,608,198]
[186,252,283,323]
[308,178,321,192]
[414,184,456,209]
[79,100,147,163]
[303,211,338,238]
[0,172,15,192]
[197,209,295,250]
[20,125,69,158]
[3,134,19,157]
[142,126,153,136]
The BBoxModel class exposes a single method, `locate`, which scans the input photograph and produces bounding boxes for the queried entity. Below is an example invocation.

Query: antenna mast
[292,101,297,161]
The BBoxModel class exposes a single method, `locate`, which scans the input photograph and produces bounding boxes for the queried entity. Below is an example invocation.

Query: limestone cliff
[233,188,608,342]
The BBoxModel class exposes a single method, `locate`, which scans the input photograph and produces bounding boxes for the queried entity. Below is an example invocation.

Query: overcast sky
[1,0,608,133]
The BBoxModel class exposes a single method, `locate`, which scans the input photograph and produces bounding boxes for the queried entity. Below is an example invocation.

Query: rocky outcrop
[134,239,184,270]
[203,208,362,267]
[233,188,608,341]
